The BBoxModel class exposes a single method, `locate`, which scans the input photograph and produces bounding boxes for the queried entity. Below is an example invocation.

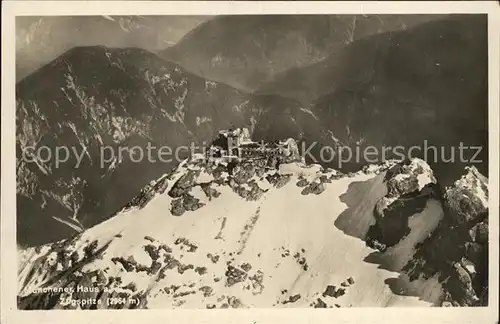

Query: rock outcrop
[403,166,489,306]
[366,159,440,249]
[16,139,489,309]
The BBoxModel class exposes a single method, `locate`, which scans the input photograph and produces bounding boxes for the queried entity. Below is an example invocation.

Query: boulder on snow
[209,164,227,180]
[322,285,345,298]
[385,159,436,198]
[266,173,292,188]
[225,265,248,287]
[170,193,205,216]
[170,198,185,216]
[233,180,267,201]
[296,178,309,187]
[282,294,301,304]
[168,169,201,198]
[227,296,244,308]
[231,162,256,184]
[301,181,326,195]
[199,286,213,297]
[319,175,332,184]
[445,166,488,225]
[200,182,221,200]
[366,238,387,252]
[313,298,327,308]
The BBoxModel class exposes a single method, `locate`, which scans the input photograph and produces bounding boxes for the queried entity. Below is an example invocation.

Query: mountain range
[16,45,311,247]
[16,15,210,81]
[16,13,488,303]
[160,14,447,92]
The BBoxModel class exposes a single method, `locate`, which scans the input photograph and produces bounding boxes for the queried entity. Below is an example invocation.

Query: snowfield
[18,158,447,309]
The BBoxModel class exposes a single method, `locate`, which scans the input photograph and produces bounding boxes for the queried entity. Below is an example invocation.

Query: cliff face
[17,135,489,309]
[16,46,306,247]
[15,14,489,309]
[358,160,489,307]
[17,15,488,248]
[403,166,489,306]
[258,15,488,184]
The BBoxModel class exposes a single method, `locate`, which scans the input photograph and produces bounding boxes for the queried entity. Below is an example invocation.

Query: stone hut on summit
[211,128,246,157]
[209,127,303,165]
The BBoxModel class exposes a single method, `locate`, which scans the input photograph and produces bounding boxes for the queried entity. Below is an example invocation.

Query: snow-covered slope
[17,140,488,309]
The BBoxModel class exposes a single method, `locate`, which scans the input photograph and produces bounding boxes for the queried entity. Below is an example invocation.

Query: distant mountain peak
[161,14,448,91]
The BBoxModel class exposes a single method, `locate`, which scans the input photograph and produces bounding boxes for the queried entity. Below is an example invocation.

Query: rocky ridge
[16,46,310,247]
[17,134,489,309]
[403,166,489,306]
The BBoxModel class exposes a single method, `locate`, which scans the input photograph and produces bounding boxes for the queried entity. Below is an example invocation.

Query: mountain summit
[18,132,488,309]
[17,15,488,248]
[161,15,446,91]
[15,46,304,247]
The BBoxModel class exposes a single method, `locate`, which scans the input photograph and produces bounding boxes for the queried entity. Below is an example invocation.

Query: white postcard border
[2,2,499,324]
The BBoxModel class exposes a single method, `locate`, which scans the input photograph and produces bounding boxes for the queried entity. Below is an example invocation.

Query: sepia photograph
[1,1,499,323]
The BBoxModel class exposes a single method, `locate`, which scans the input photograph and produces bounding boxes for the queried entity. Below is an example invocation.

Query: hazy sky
[16,15,212,81]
